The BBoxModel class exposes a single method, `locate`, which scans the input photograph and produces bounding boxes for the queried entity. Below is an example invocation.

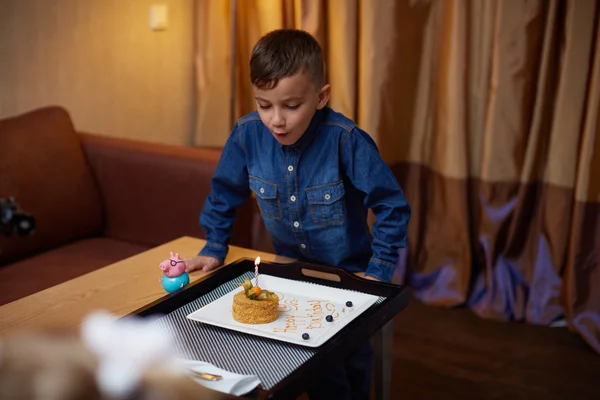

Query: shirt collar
[283,107,327,153]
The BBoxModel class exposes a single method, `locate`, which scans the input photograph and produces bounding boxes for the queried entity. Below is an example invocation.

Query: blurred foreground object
[0,311,215,400]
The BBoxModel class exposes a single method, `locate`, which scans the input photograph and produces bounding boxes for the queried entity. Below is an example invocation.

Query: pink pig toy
[159,252,186,277]
[159,252,190,293]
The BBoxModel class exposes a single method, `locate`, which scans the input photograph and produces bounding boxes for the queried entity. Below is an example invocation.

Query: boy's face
[253,71,330,146]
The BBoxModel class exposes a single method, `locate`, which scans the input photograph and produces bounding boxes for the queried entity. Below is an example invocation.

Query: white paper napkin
[177,359,262,396]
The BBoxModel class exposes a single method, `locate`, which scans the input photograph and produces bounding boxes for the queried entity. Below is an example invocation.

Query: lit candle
[254,256,261,287]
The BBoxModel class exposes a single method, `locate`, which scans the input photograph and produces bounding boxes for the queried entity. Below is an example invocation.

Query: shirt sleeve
[198,123,250,263]
[341,127,411,282]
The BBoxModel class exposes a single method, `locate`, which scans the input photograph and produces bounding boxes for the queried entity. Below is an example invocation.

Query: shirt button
[293,221,300,228]
[288,165,294,172]
[260,187,265,194]
[324,194,331,200]
[290,195,296,202]
[300,244,306,249]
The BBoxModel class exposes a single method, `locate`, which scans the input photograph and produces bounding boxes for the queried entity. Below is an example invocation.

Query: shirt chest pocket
[249,176,282,220]
[306,180,346,226]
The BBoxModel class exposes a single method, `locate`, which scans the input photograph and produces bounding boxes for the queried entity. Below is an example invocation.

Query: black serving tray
[129,257,410,400]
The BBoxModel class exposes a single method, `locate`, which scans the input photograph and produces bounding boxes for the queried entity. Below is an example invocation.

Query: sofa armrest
[79,133,254,250]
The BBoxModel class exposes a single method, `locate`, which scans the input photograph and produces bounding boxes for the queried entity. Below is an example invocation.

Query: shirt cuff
[199,241,228,264]
[365,257,397,283]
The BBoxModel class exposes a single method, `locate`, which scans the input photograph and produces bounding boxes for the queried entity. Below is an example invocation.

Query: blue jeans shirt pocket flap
[306,180,346,225]
[250,175,282,219]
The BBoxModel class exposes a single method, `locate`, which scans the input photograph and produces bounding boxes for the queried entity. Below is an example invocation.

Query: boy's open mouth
[274,132,289,137]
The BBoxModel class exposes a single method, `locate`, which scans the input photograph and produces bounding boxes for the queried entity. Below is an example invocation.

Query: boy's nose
[272,112,285,127]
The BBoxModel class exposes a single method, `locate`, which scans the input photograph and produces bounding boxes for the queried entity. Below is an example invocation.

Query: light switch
[150,4,168,31]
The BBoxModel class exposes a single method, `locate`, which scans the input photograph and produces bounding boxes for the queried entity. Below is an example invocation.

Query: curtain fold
[194,0,232,148]
[193,0,600,355]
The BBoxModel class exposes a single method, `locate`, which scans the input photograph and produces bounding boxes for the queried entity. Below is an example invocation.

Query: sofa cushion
[80,133,255,249]
[0,237,149,306]
[0,107,104,265]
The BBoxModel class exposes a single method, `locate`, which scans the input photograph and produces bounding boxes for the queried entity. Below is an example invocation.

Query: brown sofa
[0,106,257,306]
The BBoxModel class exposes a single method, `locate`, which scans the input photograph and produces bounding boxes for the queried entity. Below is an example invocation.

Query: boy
[185,29,410,399]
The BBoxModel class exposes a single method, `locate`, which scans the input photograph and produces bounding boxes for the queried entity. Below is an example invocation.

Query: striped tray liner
[152,271,385,390]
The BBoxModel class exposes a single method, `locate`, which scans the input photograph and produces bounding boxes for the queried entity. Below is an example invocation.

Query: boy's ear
[316,84,331,110]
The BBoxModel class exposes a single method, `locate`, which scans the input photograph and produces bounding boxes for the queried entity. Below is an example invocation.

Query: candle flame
[255,256,261,266]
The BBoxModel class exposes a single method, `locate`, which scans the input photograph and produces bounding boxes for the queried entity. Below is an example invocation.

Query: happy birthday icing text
[272,297,346,334]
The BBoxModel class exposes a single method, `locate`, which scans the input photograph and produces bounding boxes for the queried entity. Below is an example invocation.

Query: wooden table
[0,236,394,400]
[0,236,293,335]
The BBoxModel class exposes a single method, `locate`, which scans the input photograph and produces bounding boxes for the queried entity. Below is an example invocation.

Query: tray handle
[252,259,382,292]
[300,268,342,283]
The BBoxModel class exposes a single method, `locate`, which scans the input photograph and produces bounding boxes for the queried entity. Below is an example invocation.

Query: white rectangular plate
[186,274,380,347]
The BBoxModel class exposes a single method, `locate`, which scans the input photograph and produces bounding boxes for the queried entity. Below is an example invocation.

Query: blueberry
[346,301,353,307]
[302,333,310,340]
[326,315,333,322]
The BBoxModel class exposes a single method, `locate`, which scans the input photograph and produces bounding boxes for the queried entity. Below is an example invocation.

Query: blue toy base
[161,272,190,293]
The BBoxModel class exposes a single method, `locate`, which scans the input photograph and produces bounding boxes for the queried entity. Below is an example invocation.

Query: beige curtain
[194,0,600,355]
[394,0,600,354]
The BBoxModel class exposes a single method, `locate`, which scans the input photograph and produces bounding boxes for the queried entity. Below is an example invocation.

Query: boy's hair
[250,29,325,90]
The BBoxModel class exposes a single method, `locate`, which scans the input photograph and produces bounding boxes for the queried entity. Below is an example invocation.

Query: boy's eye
[286,104,301,110]
[258,104,271,110]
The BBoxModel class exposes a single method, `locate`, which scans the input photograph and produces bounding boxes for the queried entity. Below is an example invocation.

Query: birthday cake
[232,278,279,324]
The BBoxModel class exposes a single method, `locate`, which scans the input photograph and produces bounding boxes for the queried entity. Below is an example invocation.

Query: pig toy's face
[159,252,186,278]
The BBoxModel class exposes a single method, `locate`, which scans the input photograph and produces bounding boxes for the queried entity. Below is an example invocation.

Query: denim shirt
[199,106,411,282]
